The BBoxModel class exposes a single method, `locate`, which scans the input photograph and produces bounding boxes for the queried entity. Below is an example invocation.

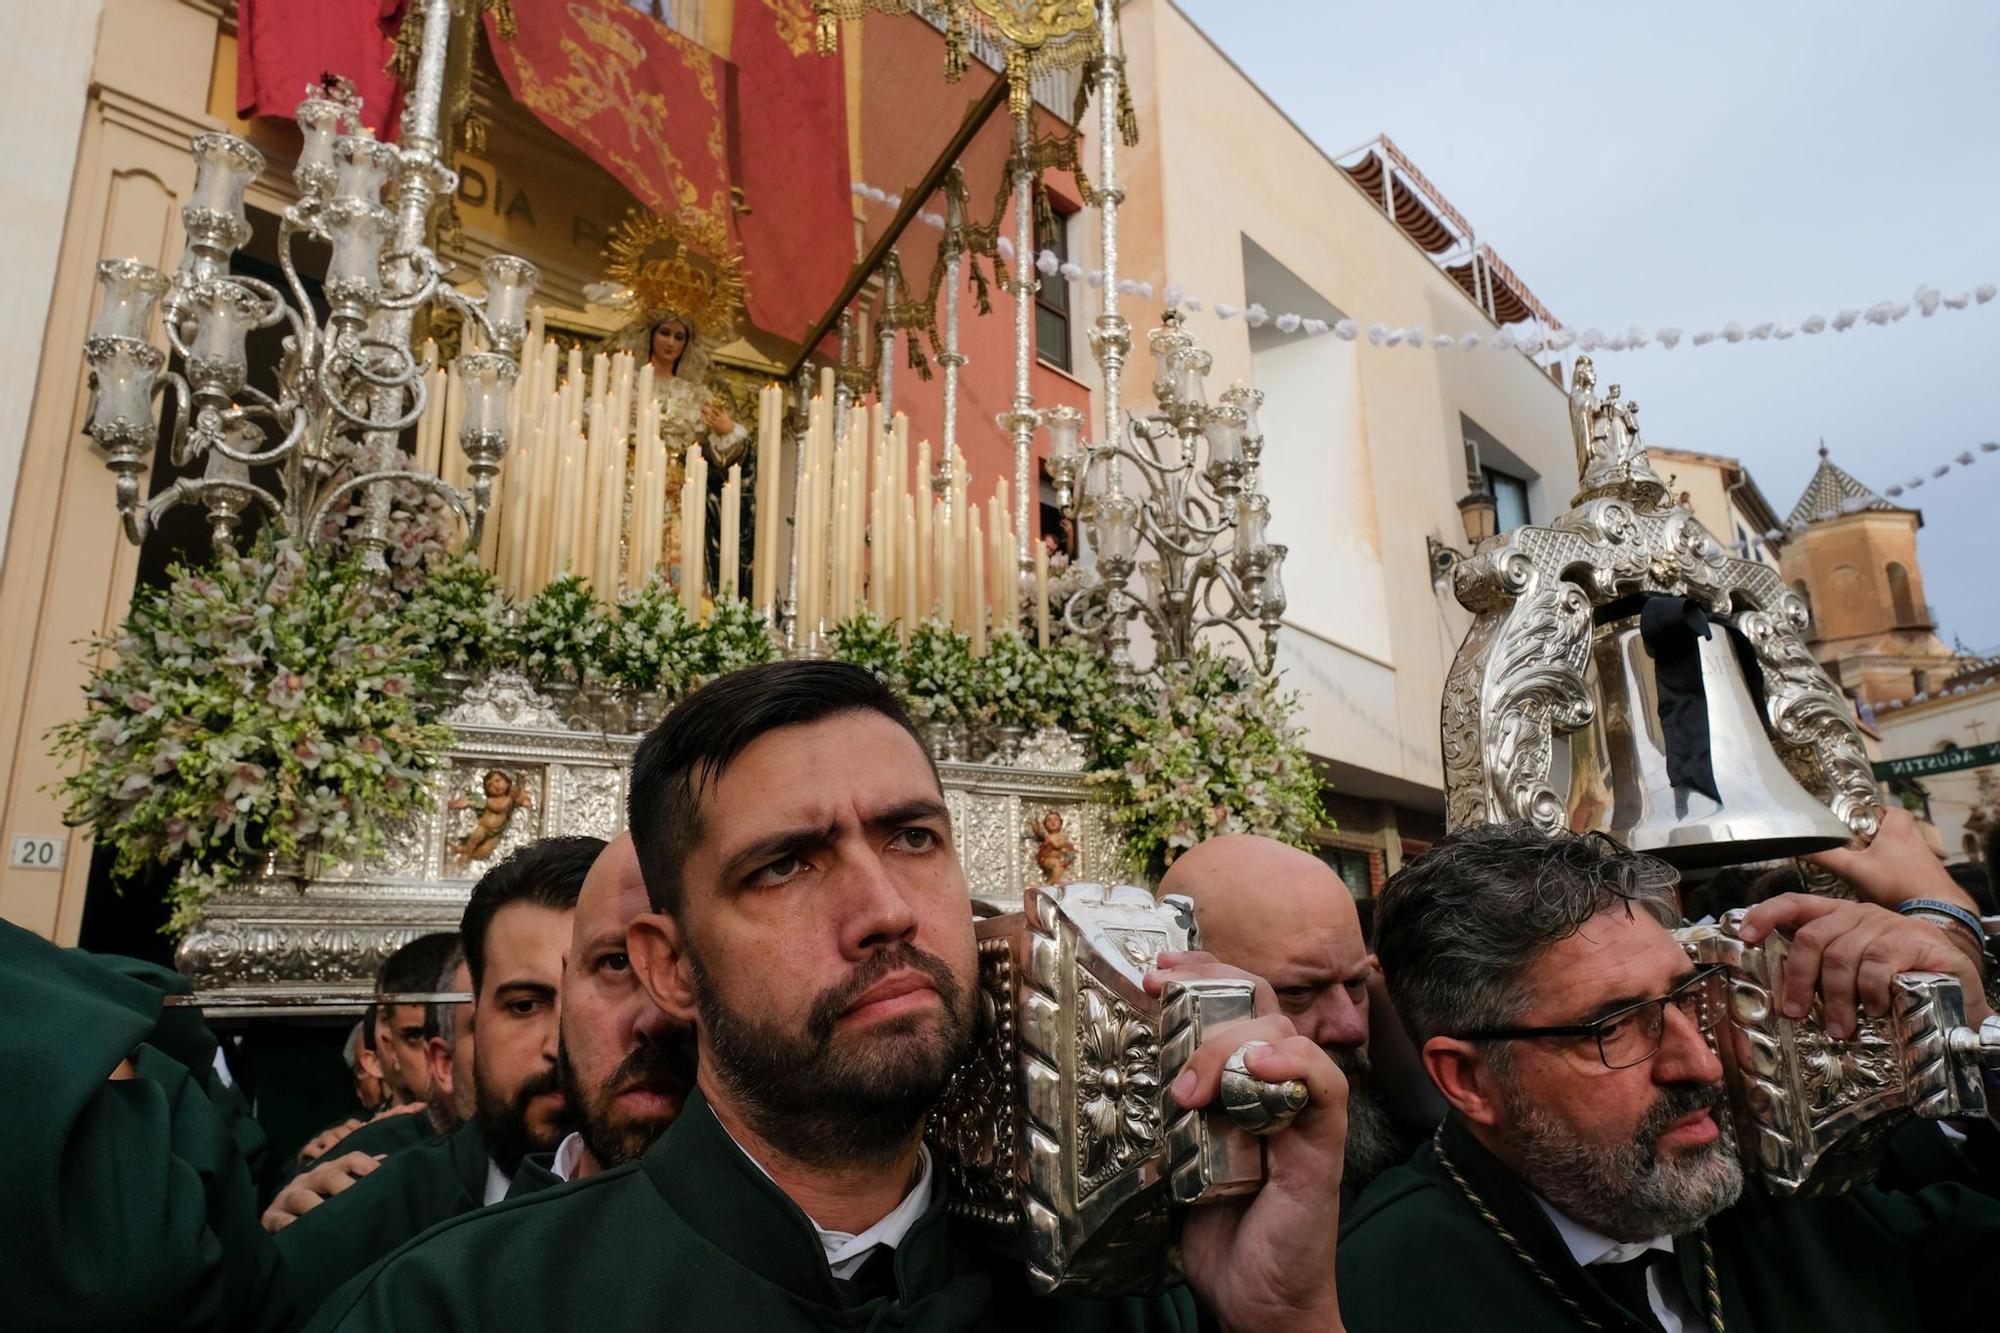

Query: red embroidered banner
[727,0,853,344]
[483,3,735,252]
[236,0,407,137]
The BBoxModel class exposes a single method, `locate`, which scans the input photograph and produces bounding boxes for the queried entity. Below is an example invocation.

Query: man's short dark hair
[626,659,934,915]
[378,931,459,997]
[459,835,604,994]
[423,941,469,1042]
[1373,823,1680,1054]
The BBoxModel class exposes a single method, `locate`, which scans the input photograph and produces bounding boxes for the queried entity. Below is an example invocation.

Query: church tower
[1777,445,1960,707]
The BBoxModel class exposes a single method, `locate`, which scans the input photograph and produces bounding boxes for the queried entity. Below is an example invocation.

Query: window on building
[1887,561,1920,626]
[1315,845,1376,899]
[1483,466,1531,531]
[1791,579,1815,633]
[1034,208,1073,373]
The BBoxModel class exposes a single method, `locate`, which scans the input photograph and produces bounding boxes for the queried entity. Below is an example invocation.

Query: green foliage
[830,610,907,692]
[602,575,699,695]
[1092,646,1326,877]
[401,553,507,674]
[691,598,778,685]
[517,573,611,685]
[975,630,1057,729]
[49,538,452,934]
[899,620,978,723]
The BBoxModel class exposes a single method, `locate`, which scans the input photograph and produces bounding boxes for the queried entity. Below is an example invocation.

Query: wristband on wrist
[1899,897,1988,946]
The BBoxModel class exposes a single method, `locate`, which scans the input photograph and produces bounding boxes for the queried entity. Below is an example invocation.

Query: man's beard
[555,1031,696,1169]
[1500,1076,1744,1240]
[1330,1048,1401,1189]
[476,1064,568,1177]
[688,941,975,1170]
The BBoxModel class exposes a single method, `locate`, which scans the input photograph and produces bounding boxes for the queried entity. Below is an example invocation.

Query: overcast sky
[1180,0,2000,651]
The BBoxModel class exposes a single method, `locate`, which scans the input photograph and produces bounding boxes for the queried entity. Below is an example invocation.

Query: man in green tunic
[308,660,1350,1331]
[1339,822,2000,1331]
[0,919,292,1331]
[274,836,601,1316]
[264,948,478,1231]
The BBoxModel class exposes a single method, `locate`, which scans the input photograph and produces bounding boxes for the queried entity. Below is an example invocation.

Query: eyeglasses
[1458,963,1726,1070]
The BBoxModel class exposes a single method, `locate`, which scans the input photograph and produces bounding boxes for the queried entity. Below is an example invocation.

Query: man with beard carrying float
[550,832,697,1178]
[1338,822,2000,1332]
[276,837,597,1313]
[306,660,1349,1331]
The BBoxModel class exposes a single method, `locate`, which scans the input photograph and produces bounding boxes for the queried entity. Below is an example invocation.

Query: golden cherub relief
[1026,809,1079,886]
[449,769,535,864]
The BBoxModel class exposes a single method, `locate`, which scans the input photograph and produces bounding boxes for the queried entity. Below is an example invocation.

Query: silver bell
[1566,612,1852,868]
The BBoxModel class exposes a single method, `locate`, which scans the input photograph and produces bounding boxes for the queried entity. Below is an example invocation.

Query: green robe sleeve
[0,920,292,1332]
[94,951,272,1186]
[273,1117,489,1322]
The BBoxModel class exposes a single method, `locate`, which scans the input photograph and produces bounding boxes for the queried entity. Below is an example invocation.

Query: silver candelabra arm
[76,11,537,566]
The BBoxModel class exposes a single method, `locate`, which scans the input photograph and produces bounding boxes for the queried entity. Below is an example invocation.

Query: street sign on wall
[1873,741,2000,780]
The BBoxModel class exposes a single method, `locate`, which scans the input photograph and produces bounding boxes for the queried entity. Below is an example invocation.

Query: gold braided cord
[1433,1126,1726,1333]
[866,129,1087,387]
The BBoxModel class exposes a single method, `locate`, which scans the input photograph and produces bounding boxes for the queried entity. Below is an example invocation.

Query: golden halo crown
[597,208,746,345]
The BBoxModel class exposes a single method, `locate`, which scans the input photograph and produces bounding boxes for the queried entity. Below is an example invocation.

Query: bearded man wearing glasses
[1339,822,2000,1333]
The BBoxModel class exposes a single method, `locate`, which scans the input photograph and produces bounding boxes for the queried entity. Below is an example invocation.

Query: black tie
[1591,1253,1669,1332]
[834,1245,898,1307]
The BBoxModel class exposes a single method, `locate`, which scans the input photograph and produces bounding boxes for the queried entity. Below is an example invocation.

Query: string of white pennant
[854,181,1998,558]
[852,181,1997,355]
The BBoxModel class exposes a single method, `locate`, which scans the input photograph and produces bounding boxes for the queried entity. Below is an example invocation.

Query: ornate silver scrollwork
[175,676,1126,991]
[929,883,1294,1295]
[1442,357,1878,846]
[1679,911,1994,1196]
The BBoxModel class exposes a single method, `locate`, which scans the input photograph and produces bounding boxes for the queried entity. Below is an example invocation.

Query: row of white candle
[793,378,1053,651]
[410,308,789,616]
[412,313,1058,646]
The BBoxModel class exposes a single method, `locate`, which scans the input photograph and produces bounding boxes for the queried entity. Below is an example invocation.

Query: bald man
[552,832,697,1179]
[1161,835,1409,1198]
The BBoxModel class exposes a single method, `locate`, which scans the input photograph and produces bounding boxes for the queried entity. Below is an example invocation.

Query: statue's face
[651,319,691,372]
[486,772,510,797]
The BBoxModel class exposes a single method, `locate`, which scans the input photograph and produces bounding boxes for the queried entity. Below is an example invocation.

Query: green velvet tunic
[274,1113,554,1322]
[1337,1113,2000,1332]
[306,1089,1201,1332]
[303,1107,440,1165]
[0,919,292,1332]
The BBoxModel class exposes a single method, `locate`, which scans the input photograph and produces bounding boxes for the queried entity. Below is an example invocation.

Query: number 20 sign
[8,835,65,871]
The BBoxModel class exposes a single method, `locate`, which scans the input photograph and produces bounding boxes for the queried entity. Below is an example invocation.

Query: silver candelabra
[1043,308,1287,680]
[78,0,534,568]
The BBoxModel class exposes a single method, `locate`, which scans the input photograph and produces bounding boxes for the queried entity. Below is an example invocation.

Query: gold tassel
[814,4,839,57]
[464,112,488,155]
[1006,50,1030,121]
[482,0,517,41]
[945,7,967,82]
[1118,68,1139,147]
[388,6,424,85]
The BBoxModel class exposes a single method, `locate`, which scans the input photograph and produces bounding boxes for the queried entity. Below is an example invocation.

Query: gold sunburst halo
[601,207,747,344]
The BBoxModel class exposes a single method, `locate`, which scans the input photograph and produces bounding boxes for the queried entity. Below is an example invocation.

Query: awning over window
[1446,258,1530,325]
[1339,152,1457,255]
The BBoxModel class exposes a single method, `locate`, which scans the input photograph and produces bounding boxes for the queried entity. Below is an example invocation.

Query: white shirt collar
[551,1131,588,1183]
[1531,1193,1675,1267]
[1531,1193,1685,1333]
[482,1156,512,1207]
[721,1122,935,1281]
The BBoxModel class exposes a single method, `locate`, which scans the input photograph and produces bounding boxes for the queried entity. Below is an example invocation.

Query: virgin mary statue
[589,210,759,592]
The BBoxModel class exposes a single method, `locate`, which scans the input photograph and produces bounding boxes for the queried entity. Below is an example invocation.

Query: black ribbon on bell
[1619,594,1768,805]
[1639,597,1721,801]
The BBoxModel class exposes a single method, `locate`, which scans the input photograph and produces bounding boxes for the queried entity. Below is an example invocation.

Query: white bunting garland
[850,181,1997,355]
